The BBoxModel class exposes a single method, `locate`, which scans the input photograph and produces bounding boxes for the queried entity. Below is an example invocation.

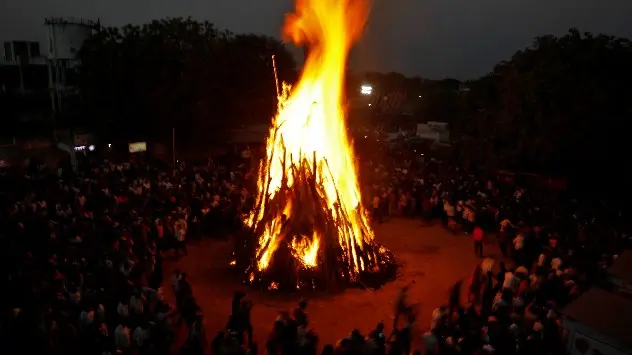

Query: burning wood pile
[231,0,397,291]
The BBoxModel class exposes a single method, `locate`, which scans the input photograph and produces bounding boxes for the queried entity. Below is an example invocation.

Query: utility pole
[172,127,176,167]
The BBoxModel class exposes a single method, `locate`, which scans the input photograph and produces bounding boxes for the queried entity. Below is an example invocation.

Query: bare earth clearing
[163,219,503,350]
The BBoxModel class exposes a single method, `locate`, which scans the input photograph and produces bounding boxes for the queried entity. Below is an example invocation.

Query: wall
[563,318,631,355]
[416,121,450,143]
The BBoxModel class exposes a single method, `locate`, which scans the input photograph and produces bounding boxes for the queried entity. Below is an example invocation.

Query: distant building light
[360,85,373,95]
[88,145,95,151]
[74,145,86,151]
[418,95,422,98]
[368,103,372,106]
[108,143,112,148]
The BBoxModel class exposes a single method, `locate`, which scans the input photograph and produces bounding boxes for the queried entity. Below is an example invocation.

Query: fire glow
[241,0,395,290]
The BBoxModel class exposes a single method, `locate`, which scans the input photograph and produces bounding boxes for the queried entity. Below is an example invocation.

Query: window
[13,41,28,59]
[29,42,40,57]
[3,42,12,61]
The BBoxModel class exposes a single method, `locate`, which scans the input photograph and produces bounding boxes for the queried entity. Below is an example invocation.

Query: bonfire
[235,0,396,291]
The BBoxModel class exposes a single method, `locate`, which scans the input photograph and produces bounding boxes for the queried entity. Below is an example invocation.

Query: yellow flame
[247,0,373,274]
[291,234,320,268]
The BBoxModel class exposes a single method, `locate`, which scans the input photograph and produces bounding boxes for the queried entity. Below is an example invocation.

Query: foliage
[77,21,632,181]
[77,17,297,147]
[455,29,632,177]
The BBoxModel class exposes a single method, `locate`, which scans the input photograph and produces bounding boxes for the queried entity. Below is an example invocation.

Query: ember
[234,0,396,290]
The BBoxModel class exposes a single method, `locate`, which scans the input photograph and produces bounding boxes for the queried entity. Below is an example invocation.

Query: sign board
[427,121,448,131]
[74,134,93,146]
[129,142,147,153]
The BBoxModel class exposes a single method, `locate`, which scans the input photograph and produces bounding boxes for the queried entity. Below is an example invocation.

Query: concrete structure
[561,288,632,355]
[1,17,97,122]
[416,121,450,144]
[45,17,98,115]
[1,40,50,123]
[1,41,47,94]
[607,251,632,297]
[2,41,46,65]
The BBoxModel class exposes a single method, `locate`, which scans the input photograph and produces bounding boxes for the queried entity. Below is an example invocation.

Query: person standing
[498,218,514,257]
[513,231,525,266]
[372,194,382,224]
[174,215,188,259]
[444,200,456,234]
[473,225,484,257]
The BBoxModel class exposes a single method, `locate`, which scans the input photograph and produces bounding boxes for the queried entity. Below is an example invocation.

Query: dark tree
[77,17,298,147]
[456,29,632,183]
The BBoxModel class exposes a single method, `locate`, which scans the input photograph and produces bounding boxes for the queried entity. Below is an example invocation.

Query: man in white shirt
[422,330,438,355]
[174,217,188,259]
[443,200,454,220]
[498,218,514,257]
[129,291,145,315]
[513,233,526,266]
[117,301,129,318]
[133,323,150,347]
[114,323,131,349]
[503,271,520,292]
[431,306,446,330]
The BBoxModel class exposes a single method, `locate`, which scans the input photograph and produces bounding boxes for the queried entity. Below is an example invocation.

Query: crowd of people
[0,153,252,355]
[361,141,630,355]
[1,139,629,355]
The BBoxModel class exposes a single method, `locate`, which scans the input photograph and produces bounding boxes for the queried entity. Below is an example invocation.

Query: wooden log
[250,127,280,235]
[312,151,317,187]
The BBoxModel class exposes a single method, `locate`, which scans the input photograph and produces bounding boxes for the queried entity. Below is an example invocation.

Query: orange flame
[247,0,373,275]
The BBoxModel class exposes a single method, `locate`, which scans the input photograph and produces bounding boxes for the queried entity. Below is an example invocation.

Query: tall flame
[246,0,374,278]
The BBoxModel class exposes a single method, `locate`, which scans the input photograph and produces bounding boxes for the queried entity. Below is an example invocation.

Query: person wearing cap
[473,225,484,257]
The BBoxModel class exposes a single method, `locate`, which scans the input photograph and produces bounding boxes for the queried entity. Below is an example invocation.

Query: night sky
[1,0,631,79]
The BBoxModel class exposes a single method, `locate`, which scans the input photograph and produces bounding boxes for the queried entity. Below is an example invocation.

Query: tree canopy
[77,22,632,183]
[455,29,632,179]
[77,17,297,147]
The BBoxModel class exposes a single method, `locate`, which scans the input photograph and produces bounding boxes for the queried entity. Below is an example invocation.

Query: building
[45,17,99,116]
[561,288,632,355]
[607,251,632,297]
[0,17,97,124]
[1,41,48,94]
[1,40,50,123]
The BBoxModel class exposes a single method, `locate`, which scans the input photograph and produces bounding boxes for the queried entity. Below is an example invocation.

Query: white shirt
[444,203,455,217]
[133,327,150,347]
[97,304,106,321]
[117,302,129,317]
[423,331,438,351]
[130,295,144,314]
[79,310,94,327]
[467,209,476,222]
[512,296,524,308]
[503,272,520,292]
[492,293,506,312]
[114,324,131,348]
[513,234,524,250]
[431,308,445,330]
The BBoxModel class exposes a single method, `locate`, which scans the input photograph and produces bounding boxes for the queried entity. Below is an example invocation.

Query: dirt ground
[162,219,503,351]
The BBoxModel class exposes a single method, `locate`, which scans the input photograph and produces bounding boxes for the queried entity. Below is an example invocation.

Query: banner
[129,142,147,153]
